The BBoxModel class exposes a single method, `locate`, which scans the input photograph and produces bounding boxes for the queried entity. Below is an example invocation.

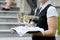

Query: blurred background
[0,0,60,40]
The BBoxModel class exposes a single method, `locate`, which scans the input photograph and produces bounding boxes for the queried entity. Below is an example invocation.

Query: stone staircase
[0,0,19,30]
[0,0,32,40]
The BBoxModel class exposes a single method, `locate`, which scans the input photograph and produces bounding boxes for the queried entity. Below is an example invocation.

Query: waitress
[31,0,58,40]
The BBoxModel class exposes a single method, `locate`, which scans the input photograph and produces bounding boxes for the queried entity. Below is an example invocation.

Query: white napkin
[11,26,44,37]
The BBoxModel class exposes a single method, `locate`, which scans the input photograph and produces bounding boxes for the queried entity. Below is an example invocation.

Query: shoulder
[47,6,56,12]
[47,6,58,18]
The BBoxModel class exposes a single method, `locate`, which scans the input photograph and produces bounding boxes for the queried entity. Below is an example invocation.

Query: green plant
[58,13,60,35]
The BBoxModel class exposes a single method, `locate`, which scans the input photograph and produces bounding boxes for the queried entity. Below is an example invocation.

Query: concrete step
[0,11,30,14]
[0,37,32,40]
[0,18,17,22]
[0,5,17,8]
[0,14,38,18]
[0,11,19,13]
[0,1,16,4]
[0,29,19,37]
[0,22,18,25]
[0,25,18,29]
[0,7,19,11]
[0,22,29,27]
[0,22,28,25]
[0,1,16,7]
[0,29,11,33]
[0,13,17,17]
[0,16,17,18]
[0,29,32,37]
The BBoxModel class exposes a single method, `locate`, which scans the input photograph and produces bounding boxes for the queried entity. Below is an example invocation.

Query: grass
[58,13,60,35]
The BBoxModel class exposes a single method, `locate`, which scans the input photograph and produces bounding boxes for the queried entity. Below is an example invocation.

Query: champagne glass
[23,15,31,24]
[17,13,23,26]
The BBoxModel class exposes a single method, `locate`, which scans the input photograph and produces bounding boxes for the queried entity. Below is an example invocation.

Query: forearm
[30,30,56,37]
[28,17,57,37]
[44,30,56,37]
[44,17,58,37]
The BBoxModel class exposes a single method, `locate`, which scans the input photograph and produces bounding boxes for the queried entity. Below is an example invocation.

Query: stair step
[0,29,32,37]
[0,22,18,25]
[0,37,32,40]
[0,11,30,14]
[0,13,17,17]
[0,1,16,4]
[0,1,16,6]
[0,16,17,18]
[0,1,16,3]
[0,5,16,8]
[0,29,19,37]
[0,22,28,26]
[0,29,11,32]
[0,18,17,22]
[0,11,19,13]
[0,25,18,29]
[0,7,19,11]
[0,5,18,9]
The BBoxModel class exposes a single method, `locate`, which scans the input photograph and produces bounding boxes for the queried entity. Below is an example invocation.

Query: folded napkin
[11,26,44,37]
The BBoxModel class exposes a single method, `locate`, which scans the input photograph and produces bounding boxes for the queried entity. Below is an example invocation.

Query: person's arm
[30,7,58,37]
[30,16,58,37]
[44,16,58,37]
[44,6,58,37]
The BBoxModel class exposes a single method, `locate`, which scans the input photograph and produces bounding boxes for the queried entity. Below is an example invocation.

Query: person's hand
[31,32,43,36]
[25,23,35,27]
[25,21,35,27]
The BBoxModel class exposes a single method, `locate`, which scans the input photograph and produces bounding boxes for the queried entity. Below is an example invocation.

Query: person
[2,0,12,11]
[28,0,58,40]
[26,0,37,15]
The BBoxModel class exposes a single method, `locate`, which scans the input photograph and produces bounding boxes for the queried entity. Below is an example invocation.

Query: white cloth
[47,6,58,18]
[11,26,44,37]
[35,0,58,18]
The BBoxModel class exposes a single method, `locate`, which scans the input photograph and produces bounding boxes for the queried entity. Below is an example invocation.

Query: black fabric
[32,36,55,40]
[35,8,40,16]
[26,0,37,15]
[26,0,37,8]
[32,4,55,40]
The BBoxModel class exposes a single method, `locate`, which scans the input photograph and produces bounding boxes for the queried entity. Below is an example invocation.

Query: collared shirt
[35,0,58,18]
